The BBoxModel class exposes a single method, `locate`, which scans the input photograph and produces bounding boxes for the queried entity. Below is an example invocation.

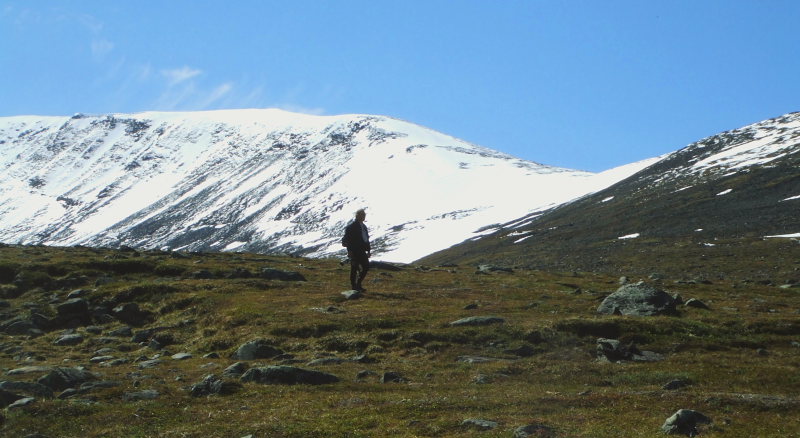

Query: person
[343,209,371,292]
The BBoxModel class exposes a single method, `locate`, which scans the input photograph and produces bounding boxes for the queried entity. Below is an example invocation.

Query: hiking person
[342,209,371,291]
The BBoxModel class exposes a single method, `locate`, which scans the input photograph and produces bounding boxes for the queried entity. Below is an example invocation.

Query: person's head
[355,209,366,222]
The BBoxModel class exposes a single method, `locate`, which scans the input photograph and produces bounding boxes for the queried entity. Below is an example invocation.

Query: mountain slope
[419,112,800,279]
[0,110,640,262]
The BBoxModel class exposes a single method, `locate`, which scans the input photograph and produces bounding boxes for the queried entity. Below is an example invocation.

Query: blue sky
[2,1,799,172]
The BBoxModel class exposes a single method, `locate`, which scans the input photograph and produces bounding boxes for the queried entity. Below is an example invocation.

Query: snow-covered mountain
[420,112,800,276]
[0,109,644,262]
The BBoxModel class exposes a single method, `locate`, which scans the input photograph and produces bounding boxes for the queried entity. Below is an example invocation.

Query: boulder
[0,380,54,398]
[190,374,241,397]
[597,282,677,316]
[240,366,339,385]
[222,362,249,379]
[123,390,160,401]
[112,303,152,326]
[661,409,712,436]
[231,340,283,360]
[514,424,557,438]
[0,388,24,408]
[684,298,710,310]
[37,367,96,391]
[380,371,407,384]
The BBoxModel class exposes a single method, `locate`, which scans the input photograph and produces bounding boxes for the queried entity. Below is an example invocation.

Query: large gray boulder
[597,282,677,316]
[240,366,339,385]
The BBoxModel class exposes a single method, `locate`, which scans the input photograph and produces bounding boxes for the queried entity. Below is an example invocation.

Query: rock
[203,352,221,359]
[223,362,249,378]
[53,334,84,346]
[89,355,115,363]
[171,352,193,360]
[684,298,710,309]
[112,303,152,326]
[457,356,504,364]
[190,374,241,397]
[78,381,120,394]
[55,298,90,318]
[356,370,378,380]
[37,367,95,391]
[514,423,557,437]
[2,319,43,336]
[449,316,505,326]
[66,289,89,299]
[138,359,162,369]
[7,397,35,409]
[619,276,630,285]
[341,290,363,300]
[663,379,691,390]
[123,390,160,401]
[192,269,214,279]
[260,268,306,281]
[108,326,133,337]
[0,389,24,408]
[661,409,712,436]
[461,418,498,430]
[240,366,339,385]
[476,264,513,274]
[779,283,800,289]
[463,303,479,310]
[7,366,52,376]
[597,282,677,316]
[0,381,54,398]
[596,338,664,363]
[231,340,283,360]
[505,344,536,357]
[131,328,155,343]
[380,372,407,384]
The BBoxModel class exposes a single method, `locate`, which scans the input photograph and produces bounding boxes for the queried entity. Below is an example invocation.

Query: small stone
[685,298,710,309]
[171,352,193,360]
[380,372,407,384]
[341,290,363,300]
[7,397,35,409]
[461,418,498,430]
[123,389,160,401]
[449,316,505,327]
[53,334,84,346]
[203,352,221,359]
[514,423,557,438]
[663,379,690,390]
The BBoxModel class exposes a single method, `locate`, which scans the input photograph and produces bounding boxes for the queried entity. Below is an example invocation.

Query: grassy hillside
[0,244,798,437]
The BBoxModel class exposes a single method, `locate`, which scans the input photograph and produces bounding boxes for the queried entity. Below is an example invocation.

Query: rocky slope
[419,112,800,279]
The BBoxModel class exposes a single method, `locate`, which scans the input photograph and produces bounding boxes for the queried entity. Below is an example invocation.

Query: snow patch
[716,189,733,196]
[618,233,640,240]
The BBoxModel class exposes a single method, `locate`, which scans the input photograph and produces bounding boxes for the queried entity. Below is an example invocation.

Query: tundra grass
[0,244,798,437]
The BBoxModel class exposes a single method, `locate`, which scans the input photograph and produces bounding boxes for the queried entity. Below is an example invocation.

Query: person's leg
[355,253,369,291]
[350,258,359,290]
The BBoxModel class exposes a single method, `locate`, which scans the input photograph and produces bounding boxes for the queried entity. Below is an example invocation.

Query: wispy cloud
[161,66,203,86]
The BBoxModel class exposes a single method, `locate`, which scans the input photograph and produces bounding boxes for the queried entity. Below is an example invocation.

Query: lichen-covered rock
[597,282,677,316]
[231,339,283,360]
[661,409,712,435]
[240,366,339,385]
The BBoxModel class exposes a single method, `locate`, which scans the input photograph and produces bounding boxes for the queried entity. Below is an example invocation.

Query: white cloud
[197,82,234,108]
[161,66,203,86]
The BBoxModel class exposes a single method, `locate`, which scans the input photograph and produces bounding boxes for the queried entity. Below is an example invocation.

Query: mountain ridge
[0,109,640,262]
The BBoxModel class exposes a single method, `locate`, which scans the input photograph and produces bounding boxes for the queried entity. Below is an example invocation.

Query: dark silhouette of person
[343,209,370,291]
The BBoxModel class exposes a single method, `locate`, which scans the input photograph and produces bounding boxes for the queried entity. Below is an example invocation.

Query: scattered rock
[108,326,133,337]
[684,298,710,310]
[597,282,677,316]
[514,423,557,437]
[619,276,630,285]
[89,355,115,363]
[596,338,664,363]
[457,356,505,364]
[476,265,513,274]
[240,366,339,385]
[380,371,407,384]
[171,352,193,360]
[123,390,160,401]
[0,381,54,398]
[222,362,249,379]
[190,374,241,397]
[53,333,84,346]
[661,409,712,436]
[7,397,35,409]
[7,366,53,376]
[137,359,162,369]
[341,290,363,300]
[37,367,96,391]
[203,352,221,359]
[260,268,306,281]
[0,389,24,408]
[463,303,479,310]
[663,379,691,390]
[112,303,152,326]
[231,340,283,360]
[449,316,505,327]
[356,370,378,380]
[461,418,498,430]
[307,357,344,366]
